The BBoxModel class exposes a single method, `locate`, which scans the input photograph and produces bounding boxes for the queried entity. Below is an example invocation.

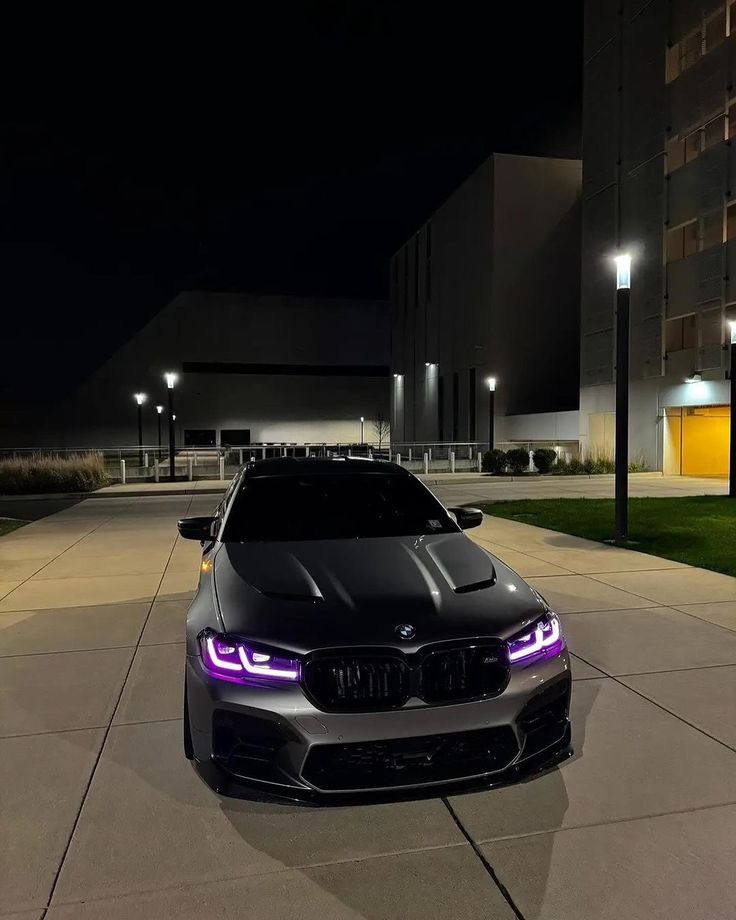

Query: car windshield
[221,472,458,542]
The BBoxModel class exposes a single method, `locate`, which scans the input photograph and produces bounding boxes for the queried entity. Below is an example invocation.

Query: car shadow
[207,678,601,919]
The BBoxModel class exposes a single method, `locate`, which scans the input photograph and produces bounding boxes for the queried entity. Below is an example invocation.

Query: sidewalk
[1,495,735,918]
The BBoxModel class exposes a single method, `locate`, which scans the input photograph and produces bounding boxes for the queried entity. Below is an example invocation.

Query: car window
[221,473,459,542]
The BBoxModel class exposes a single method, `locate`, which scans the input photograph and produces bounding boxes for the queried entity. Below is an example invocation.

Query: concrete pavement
[35,471,727,505]
[1,494,735,918]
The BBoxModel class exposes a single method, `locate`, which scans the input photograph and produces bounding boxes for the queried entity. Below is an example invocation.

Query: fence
[0,438,581,482]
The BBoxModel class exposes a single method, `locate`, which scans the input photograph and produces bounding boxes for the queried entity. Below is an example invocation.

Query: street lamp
[486,377,496,450]
[614,253,631,541]
[134,393,147,466]
[155,405,163,461]
[164,372,177,481]
[360,416,365,446]
[729,321,736,498]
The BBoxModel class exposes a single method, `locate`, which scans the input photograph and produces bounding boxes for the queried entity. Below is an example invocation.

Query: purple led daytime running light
[238,646,299,680]
[508,615,563,663]
[201,633,300,683]
[205,636,242,671]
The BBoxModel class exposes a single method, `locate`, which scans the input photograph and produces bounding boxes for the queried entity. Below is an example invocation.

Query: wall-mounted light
[614,253,632,290]
[684,372,702,384]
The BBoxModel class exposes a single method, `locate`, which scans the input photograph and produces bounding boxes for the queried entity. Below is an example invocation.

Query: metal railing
[0,438,581,481]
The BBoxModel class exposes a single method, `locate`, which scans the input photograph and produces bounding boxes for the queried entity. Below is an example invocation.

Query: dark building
[582,0,736,473]
[3,293,389,448]
[390,153,582,448]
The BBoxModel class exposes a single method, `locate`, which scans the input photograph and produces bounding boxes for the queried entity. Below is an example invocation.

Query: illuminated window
[704,114,726,148]
[667,221,698,262]
[667,135,685,172]
[665,315,697,352]
[666,115,725,174]
[727,202,736,240]
[667,8,726,83]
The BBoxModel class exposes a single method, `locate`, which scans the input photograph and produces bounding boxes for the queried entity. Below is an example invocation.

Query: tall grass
[0,452,110,494]
[554,448,650,475]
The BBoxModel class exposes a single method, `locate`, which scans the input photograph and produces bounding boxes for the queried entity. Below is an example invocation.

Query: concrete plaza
[1,493,735,918]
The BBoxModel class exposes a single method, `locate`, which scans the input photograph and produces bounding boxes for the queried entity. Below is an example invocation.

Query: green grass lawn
[0,519,27,537]
[478,496,736,577]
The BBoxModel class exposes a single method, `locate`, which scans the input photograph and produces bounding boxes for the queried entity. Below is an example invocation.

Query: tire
[183,679,194,760]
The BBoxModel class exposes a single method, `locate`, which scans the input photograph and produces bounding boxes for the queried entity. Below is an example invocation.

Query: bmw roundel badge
[395,623,416,640]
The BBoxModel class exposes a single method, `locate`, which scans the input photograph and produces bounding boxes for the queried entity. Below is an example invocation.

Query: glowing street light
[613,253,632,541]
[155,405,164,461]
[486,377,497,449]
[164,372,177,481]
[133,393,147,465]
[360,416,365,446]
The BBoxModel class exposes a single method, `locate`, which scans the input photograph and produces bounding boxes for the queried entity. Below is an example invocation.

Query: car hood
[213,533,546,654]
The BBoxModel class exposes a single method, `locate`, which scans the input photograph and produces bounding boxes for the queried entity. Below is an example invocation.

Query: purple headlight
[507,613,564,664]
[200,631,300,683]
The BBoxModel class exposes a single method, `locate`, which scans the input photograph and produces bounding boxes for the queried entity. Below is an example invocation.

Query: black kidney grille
[303,656,409,711]
[421,646,508,704]
[303,644,508,711]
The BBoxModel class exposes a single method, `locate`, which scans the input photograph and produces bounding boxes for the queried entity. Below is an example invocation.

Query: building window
[666,220,698,262]
[665,314,697,352]
[727,202,736,240]
[667,114,726,174]
[667,8,726,83]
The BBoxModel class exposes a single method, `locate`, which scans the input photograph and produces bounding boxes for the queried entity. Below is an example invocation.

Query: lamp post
[729,321,736,498]
[134,393,147,466]
[614,254,631,541]
[164,372,177,481]
[360,416,364,446]
[155,405,163,462]
[486,377,496,450]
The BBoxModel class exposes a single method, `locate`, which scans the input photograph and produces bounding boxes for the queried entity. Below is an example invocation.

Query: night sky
[1,3,582,407]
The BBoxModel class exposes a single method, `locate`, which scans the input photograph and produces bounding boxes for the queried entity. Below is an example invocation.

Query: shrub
[0,452,110,495]
[481,448,507,474]
[628,452,649,473]
[565,457,584,475]
[506,447,530,475]
[533,448,557,474]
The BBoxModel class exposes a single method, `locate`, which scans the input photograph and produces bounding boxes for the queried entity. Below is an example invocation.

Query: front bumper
[186,649,572,799]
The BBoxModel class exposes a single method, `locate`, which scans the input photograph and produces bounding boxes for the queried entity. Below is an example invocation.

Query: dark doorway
[220,429,252,446]
[184,429,217,446]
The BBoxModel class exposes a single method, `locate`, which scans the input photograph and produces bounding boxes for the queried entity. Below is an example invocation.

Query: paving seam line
[442,798,526,920]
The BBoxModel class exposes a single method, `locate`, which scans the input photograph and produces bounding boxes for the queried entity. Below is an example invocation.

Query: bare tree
[372,412,390,450]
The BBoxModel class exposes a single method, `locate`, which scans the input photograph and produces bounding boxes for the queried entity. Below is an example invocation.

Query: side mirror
[178,516,216,541]
[447,507,483,530]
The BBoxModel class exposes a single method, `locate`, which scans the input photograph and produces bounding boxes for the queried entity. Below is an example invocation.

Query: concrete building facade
[9,293,389,448]
[390,153,582,447]
[582,0,736,474]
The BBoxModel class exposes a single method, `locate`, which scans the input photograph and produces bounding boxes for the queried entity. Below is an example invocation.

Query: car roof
[241,456,409,478]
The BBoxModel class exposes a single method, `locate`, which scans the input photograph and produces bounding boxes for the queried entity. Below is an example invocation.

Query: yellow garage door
[681,407,729,476]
